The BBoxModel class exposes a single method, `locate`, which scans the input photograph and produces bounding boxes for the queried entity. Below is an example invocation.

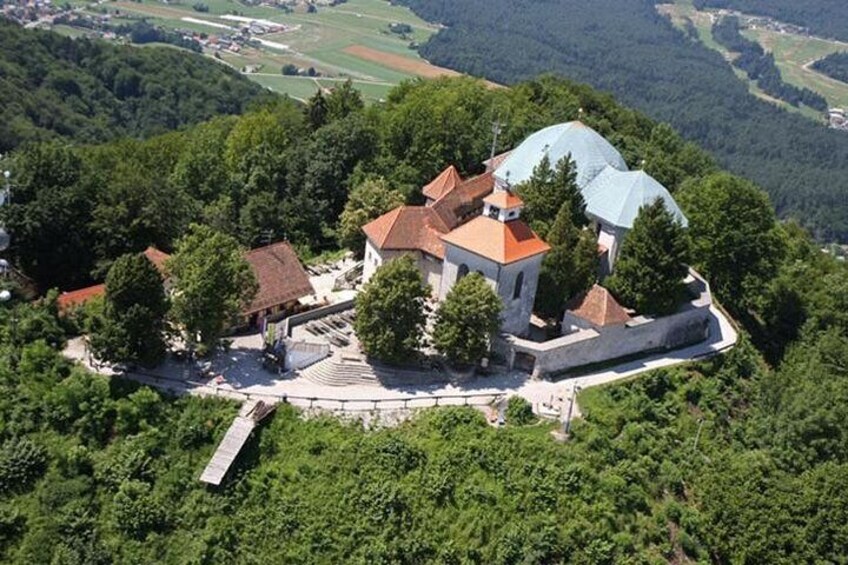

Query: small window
[488,206,501,219]
[513,271,524,300]
[457,264,469,282]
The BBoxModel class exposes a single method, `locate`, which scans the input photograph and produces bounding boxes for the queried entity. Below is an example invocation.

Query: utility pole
[563,382,582,436]
[692,417,705,453]
[487,117,503,172]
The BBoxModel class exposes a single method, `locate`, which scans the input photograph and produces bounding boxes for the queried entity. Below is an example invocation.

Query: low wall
[279,299,356,338]
[502,269,712,378]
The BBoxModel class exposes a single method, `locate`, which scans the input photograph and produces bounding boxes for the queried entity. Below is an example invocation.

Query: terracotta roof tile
[362,206,451,259]
[244,242,315,315]
[483,150,512,170]
[143,246,171,275]
[431,171,495,229]
[422,165,462,201]
[440,216,550,264]
[565,284,631,327]
[483,191,524,209]
[57,284,106,311]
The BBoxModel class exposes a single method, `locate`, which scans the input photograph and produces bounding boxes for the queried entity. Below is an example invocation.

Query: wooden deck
[200,400,275,486]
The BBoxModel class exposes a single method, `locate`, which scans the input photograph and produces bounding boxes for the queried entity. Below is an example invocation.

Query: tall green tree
[354,256,429,363]
[89,252,169,368]
[167,224,257,353]
[535,201,598,319]
[325,80,364,123]
[606,198,689,315]
[677,173,785,311]
[337,177,404,255]
[516,154,585,236]
[432,273,502,366]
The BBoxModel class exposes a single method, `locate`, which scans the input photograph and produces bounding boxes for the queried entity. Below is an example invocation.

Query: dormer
[482,190,524,223]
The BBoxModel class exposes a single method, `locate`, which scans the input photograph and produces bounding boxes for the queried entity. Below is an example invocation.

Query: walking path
[63,305,737,425]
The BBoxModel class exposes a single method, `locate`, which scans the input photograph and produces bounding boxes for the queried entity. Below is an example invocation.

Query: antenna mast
[488,116,503,172]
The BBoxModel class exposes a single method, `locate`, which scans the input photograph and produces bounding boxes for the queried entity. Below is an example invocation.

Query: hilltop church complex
[362,122,713,376]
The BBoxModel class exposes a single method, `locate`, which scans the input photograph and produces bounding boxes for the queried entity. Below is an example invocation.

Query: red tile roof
[143,246,170,275]
[483,190,524,209]
[422,165,462,201]
[440,216,550,264]
[57,246,171,313]
[362,206,451,259]
[565,284,631,327]
[244,241,315,315]
[483,151,512,170]
[431,171,495,229]
[57,283,106,312]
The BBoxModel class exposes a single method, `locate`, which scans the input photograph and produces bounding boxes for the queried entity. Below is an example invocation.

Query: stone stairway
[299,354,449,388]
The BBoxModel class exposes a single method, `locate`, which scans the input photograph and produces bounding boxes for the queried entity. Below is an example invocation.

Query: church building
[361,121,688,337]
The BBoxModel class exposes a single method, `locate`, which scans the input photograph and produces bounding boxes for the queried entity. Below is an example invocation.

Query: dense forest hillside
[0,20,266,152]
[813,51,848,85]
[694,0,848,42]
[3,75,848,562]
[396,0,848,241]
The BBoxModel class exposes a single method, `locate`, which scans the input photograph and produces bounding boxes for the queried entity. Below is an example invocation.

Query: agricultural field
[657,0,848,119]
[64,0,460,101]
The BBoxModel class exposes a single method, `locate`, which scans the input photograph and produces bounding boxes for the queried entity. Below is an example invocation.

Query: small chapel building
[361,121,689,338]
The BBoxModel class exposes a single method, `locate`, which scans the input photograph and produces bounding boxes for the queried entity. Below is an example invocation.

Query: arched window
[513,271,524,300]
[457,264,469,282]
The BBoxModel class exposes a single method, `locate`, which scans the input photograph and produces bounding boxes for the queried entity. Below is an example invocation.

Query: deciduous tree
[432,273,502,366]
[337,178,404,255]
[354,256,429,363]
[168,224,257,353]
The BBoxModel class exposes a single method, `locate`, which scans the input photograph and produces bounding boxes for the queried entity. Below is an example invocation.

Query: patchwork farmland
[64,0,460,101]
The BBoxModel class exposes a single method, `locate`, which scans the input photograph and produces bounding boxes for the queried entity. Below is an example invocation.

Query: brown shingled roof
[362,206,451,259]
[422,165,462,201]
[565,285,631,327]
[244,241,314,315]
[440,216,550,265]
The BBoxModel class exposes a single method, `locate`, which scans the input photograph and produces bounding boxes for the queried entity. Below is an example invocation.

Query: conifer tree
[517,153,586,236]
[89,252,169,367]
[605,198,689,315]
[535,201,598,319]
[432,273,502,366]
[354,256,430,363]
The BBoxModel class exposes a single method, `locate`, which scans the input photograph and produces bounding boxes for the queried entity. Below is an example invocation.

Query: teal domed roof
[583,167,688,229]
[494,122,627,188]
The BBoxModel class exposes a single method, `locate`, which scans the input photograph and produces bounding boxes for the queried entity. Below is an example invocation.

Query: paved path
[63,305,737,425]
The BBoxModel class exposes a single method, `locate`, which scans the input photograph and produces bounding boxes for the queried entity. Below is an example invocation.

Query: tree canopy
[432,273,502,366]
[167,224,257,353]
[606,199,689,315]
[88,252,169,368]
[354,256,430,363]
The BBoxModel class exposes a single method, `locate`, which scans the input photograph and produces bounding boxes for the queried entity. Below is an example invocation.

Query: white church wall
[497,254,544,335]
[439,245,500,300]
[363,241,442,297]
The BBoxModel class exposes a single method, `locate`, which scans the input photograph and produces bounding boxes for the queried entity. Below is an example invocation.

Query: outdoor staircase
[299,354,449,388]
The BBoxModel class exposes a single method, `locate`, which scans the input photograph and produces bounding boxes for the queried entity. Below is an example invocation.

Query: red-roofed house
[562,284,631,330]
[242,241,315,326]
[57,247,172,313]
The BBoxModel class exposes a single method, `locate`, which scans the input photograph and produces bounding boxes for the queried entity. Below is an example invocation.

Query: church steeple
[482,189,524,223]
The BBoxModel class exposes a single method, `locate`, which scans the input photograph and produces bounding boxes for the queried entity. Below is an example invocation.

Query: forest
[0,20,266,152]
[711,16,827,111]
[694,0,848,42]
[396,0,848,241]
[812,51,848,85]
[1,67,848,560]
